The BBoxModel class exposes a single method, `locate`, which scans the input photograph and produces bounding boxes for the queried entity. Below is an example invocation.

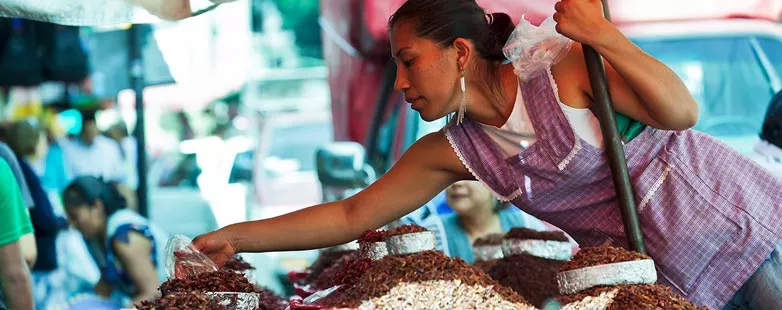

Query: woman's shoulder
[503,16,573,82]
[106,209,147,234]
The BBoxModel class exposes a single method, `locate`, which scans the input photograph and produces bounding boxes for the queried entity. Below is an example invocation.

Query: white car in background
[230,110,333,220]
[146,151,219,239]
[226,110,334,295]
[622,18,782,154]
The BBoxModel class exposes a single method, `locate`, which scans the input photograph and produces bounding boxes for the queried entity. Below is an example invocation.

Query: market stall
[131,225,707,309]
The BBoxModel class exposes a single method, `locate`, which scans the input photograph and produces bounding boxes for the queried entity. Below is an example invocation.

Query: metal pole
[129,25,149,218]
[581,1,646,254]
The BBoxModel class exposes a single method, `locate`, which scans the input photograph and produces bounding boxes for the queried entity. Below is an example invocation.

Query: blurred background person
[0,133,35,209]
[62,176,168,307]
[59,109,127,183]
[440,181,551,264]
[0,157,35,310]
[33,109,73,195]
[0,137,37,268]
[6,119,78,309]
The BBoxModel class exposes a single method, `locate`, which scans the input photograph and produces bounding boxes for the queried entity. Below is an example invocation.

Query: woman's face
[65,202,105,239]
[390,22,464,122]
[445,181,494,215]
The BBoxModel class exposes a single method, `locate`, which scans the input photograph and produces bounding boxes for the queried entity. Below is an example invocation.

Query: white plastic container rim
[501,239,573,261]
[386,231,436,255]
[557,259,658,295]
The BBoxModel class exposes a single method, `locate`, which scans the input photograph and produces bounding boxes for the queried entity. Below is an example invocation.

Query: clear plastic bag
[164,235,218,279]
[287,298,327,310]
[285,286,341,310]
[502,15,573,81]
[302,285,341,305]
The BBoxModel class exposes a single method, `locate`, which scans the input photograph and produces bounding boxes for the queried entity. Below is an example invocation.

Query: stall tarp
[319,0,550,59]
[322,0,782,59]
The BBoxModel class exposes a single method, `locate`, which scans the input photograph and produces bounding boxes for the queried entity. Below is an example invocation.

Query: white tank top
[480,80,604,157]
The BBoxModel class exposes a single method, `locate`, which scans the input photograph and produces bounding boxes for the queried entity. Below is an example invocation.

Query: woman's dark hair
[6,119,41,157]
[63,176,127,216]
[389,0,514,63]
[389,0,515,101]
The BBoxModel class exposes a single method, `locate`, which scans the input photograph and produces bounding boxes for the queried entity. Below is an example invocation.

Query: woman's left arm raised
[554,0,698,130]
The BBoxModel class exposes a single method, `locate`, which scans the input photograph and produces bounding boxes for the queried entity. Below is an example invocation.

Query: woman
[441,181,549,263]
[62,176,168,306]
[6,119,70,309]
[194,1,782,309]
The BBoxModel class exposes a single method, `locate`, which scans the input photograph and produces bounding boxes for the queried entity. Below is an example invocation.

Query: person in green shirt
[0,157,35,310]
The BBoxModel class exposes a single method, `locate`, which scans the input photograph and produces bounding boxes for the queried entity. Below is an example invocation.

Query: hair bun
[485,12,515,62]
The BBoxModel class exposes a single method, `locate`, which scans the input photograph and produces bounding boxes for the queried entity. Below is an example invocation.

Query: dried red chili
[473,259,499,272]
[560,246,650,272]
[303,250,357,285]
[556,284,708,309]
[223,255,255,272]
[316,250,526,308]
[488,253,564,307]
[357,230,386,243]
[254,286,289,310]
[136,292,226,310]
[505,227,569,242]
[159,270,256,295]
[384,224,428,237]
[328,258,374,287]
[473,233,505,246]
[311,253,358,290]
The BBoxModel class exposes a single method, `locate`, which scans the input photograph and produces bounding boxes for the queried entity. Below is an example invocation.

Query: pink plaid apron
[445,68,782,309]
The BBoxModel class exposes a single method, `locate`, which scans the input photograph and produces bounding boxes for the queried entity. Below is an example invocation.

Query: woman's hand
[552,2,699,130]
[192,228,237,267]
[553,0,615,47]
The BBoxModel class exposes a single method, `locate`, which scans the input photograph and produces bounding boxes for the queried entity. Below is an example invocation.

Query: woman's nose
[394,68,410,92]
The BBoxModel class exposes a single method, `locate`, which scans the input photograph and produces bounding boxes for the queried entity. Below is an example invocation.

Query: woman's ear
[452,38,474,71]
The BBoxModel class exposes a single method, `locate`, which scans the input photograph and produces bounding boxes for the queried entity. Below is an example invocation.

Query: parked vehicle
[147,151,219,239]
[625,18,782,154]
[231,110,334,220]
[226,110,334,296]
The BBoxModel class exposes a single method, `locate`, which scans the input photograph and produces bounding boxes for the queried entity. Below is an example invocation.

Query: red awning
[325,0,782,59]
[361,0,782,48]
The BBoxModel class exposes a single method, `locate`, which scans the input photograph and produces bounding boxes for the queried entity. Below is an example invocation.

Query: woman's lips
[448,194,469,200]
[407,97,422,110]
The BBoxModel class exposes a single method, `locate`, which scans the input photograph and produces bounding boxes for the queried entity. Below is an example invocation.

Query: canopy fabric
[350,0,782,57]
[0,0,233,26]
